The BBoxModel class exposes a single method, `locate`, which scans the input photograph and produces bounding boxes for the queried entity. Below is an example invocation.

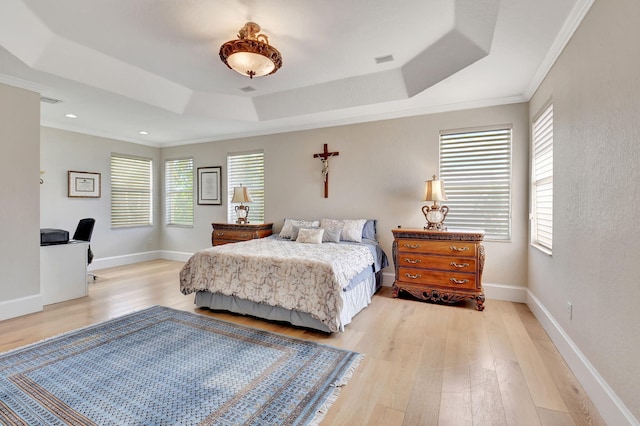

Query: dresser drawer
[396,253,476,273]
[397,267,478,290]
[396,239,477,257]
[213,229,255,241]
[211,223,273,246]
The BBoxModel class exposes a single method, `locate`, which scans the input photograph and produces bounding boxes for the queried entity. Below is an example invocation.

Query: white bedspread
[179,238,374,332]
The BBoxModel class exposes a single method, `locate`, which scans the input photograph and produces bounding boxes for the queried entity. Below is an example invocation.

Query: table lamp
[231,185,253,224]
[422,175,449,231]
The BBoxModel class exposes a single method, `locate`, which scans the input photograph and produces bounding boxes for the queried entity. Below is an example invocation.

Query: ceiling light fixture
[65,113,78,119]
[219,22,283,79]
[139,131,149,135]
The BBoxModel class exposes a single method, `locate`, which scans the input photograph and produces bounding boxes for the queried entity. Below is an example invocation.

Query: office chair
[73,218,96,280]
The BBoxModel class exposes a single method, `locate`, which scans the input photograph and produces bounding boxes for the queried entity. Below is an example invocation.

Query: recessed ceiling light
[139,131,149,135]
[64,113,78,119]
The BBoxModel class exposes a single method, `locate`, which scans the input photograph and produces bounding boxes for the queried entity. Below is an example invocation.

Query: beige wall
[40,127,162,260]
[529,0,640,421]
[0,83,40,305]
[162,102,530,287]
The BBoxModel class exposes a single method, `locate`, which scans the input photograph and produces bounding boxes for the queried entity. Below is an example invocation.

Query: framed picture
[68,171,101,198]
[198,166,222,205]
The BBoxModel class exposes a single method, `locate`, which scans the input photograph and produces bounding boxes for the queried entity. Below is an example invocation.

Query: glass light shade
[227,52,276,77]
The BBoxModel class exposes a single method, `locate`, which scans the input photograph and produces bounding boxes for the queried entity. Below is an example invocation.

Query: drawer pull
[404,273,422,280]
[239,233,249,238]
[450,245,469,252]
[403,243,421,249]
[449,278,469,284]
[450,262,469,269]
[216,232,224,236]
[404,258,422,264]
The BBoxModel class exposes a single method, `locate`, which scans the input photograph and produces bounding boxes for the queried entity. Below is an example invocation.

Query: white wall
[0,83,40,317]
[40,127,162,264]
[529,0,640,422]
[161,102,530,288]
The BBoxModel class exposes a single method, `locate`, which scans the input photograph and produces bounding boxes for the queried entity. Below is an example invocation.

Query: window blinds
[110,154,152,227]
[532,103,553,251]
[227,151,265,223]
[165,158,193,226]
[439,128,512,240]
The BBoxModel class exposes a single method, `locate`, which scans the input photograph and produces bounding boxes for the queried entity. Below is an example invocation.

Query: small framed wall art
[68,171,101,198]
[198,166,222,205]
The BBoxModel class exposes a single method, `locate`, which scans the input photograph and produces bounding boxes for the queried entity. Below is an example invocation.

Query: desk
[40,242,88,305]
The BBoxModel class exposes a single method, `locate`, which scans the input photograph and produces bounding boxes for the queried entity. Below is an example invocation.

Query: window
[165,158,193,226]
[439,127,512,240]
[110,154,152,227]
[227,151,265,223]
[531,103,553,252]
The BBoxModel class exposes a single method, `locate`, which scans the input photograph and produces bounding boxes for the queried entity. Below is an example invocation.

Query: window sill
[530,243,552,256]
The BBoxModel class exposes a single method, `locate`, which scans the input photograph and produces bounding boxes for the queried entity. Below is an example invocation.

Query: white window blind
[531,103,553,252]
[227,151,265,223]
[165,158,193,226]
[439,127,512,240]
[110,154,152,228]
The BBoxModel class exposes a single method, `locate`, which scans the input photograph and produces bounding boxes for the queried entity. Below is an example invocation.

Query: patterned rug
[0,306,362,425]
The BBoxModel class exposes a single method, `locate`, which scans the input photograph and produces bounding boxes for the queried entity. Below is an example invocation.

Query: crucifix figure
[313,143,339,198]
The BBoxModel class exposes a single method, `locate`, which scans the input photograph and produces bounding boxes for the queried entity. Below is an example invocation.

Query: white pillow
[279,219,320,239]
[296,227,324,244]
[320,219,366,243]
[341,219,367,242]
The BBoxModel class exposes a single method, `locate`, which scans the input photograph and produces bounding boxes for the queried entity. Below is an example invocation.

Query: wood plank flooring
[0,260,605,425]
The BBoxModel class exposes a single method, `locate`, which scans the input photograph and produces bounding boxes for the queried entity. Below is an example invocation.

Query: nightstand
[392,228,485,311]
[211,223,273,246]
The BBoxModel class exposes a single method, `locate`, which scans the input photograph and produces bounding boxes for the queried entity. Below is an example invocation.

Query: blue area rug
[0,306,362,425]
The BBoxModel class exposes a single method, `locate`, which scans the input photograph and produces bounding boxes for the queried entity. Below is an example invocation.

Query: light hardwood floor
[0,260,604,426]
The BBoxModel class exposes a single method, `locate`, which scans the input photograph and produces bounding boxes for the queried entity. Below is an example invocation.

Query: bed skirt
[194,271,383,333]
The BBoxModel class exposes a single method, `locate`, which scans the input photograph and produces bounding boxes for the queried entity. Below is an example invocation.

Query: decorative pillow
[320,219,367,243]
[362,219,377,240]
[279,219,320,239]
[321,226,342,243]
[290,225,320,241]
[296,227,324,244]
[341,219,367,242]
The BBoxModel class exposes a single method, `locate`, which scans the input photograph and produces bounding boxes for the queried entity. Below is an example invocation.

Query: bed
[180,219,388,333]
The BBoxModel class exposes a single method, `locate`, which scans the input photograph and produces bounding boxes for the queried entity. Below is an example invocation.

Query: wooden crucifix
[313,144,339,198]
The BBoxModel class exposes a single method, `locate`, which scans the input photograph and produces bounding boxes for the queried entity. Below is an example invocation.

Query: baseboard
[89,251,163,270]
[0,294,43,322]
[161,251,193,262]
[484,282,527,303]
[526,290,639,426]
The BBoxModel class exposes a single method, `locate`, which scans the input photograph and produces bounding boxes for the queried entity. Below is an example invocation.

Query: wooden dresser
[392,228,485,311]
[211,223,273,246]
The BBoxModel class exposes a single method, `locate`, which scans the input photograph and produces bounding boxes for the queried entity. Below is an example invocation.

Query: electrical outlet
[567,302,573,320]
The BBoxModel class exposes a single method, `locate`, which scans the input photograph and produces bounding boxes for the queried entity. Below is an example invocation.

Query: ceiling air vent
[240,86,256,93]
[40,96,62,104]
[374,55,394,64]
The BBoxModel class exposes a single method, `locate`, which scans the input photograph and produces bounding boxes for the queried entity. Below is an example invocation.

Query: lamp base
[424,222,447,231]
[422,204,449,231]
[235,205,250,224]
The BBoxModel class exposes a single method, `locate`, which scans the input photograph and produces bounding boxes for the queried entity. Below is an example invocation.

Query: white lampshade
[231,186,253,203]
[423,176,448,202]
